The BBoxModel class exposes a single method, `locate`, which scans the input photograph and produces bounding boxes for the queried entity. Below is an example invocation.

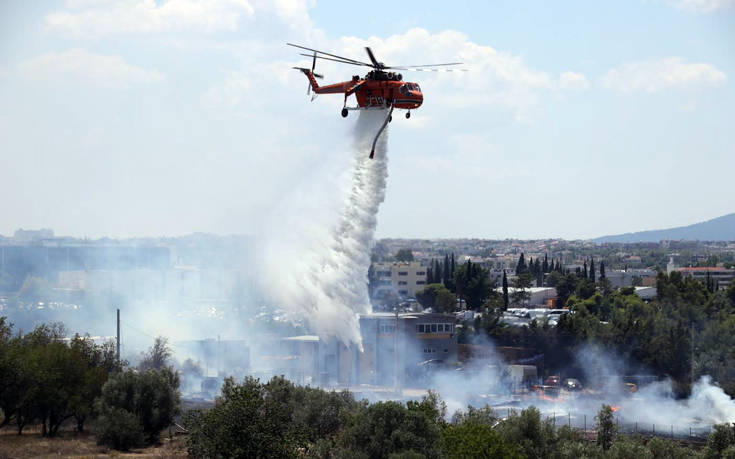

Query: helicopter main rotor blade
[287,43,371,66]
[399,68,469,72]
[387,62,464,69]
[298,53,370,67]
[365,47,382,68]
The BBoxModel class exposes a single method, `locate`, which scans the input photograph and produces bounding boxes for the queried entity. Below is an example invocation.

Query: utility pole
[116,308,121,364]
[394,308,399,392]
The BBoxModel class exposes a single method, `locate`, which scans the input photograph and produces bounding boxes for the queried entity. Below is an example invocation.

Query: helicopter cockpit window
[415,84,421,92]
[400,85,408,95]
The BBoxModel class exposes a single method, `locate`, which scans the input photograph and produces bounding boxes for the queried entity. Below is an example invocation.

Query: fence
[502,409,713,444]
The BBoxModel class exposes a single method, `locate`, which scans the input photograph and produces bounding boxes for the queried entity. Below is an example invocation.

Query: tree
[395,249,414,262]
[511,274,533,306]
[95,367,181,447]
[453,262,494,310]
[138,336,172,371]
[600,261,606,279]
[442,423,522,459]
[337,398,443,458]
[436,259,443,286]
[516,253,527,275]
[555,274,579,306]
[186,376,359,458]
[496,406,556,459]
[502,270,509,311]
[596,404,617,450]
[583,261,588,279]
[590,259,596,283]
[703,423,735,459]
[416,284,456,313]
[542,254,549,273]
[443,255,450,286]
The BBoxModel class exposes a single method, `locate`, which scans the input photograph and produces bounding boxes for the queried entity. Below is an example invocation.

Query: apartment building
[372,261,428,298]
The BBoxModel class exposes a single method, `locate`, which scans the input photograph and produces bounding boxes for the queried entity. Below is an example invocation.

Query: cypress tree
[443,255,450,285]
[435,259,442,285]
[502,270,509,311]
[516,253,526,275]
[427,266,434,284]
[590,259,596,283]
[450,253,455,278]
[542,254,549,273]
[600,261,606,279]
[583,261,588,278]
[534,258,541,275]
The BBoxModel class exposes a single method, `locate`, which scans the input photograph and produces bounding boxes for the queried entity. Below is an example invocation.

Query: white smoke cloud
[256,110,391,347]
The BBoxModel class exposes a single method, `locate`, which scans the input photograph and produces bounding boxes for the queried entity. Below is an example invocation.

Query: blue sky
[0,0,733,240]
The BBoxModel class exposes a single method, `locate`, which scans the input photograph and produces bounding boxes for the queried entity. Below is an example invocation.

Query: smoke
[414,338,735,432]
[257,110,391,348]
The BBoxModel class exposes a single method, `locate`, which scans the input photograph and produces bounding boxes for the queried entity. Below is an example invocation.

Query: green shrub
[94,367,180,448]
[95,407,144,451]
[442,422,522,459]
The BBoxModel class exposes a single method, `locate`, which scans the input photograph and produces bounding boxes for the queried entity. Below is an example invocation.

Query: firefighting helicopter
[287,43,464,158]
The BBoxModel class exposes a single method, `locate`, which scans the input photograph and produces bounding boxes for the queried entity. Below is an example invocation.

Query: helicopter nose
[415,92,423,106]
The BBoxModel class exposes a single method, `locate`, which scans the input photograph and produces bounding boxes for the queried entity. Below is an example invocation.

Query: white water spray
[258,110,390,347]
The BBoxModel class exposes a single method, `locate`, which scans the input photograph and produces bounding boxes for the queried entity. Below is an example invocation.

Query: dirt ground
[0,427,187,459]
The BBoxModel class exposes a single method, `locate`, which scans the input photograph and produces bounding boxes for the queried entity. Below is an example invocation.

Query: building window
[398,271,408,276]
[417,324,425,333]
[416,271,426,276]
[398,281,407,285]
[430,324,437,332]
[444,349,449,353]
[379,323,395,334]
[416,281,426,285]
[399,290,408,295]
[377,271,391,277]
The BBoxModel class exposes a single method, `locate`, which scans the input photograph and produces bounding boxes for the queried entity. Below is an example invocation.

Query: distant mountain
[593,213,735,243]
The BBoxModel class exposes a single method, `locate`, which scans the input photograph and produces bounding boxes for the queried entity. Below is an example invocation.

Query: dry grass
[0,426,187,459]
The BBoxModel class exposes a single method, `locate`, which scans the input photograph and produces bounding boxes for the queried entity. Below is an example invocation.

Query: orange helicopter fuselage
[304,71,424,110]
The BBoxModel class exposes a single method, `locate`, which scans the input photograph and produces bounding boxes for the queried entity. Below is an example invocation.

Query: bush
[95,407,144,451]
[94,368,180,448]
[185,376,305,458]
[442,422,522,459]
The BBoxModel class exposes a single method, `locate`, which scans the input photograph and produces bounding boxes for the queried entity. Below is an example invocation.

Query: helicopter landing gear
[388,115,392,122]
[405,111,411,119]
[341,108,348,118]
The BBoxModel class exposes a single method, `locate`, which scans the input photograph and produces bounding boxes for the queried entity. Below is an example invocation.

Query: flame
[611,405,621,412]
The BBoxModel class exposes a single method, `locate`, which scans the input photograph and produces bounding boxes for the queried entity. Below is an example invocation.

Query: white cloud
[18,49,165,87]
[324,28,588,119]
[602,57,726,92]
[201,71,250,109]
[46,0,255,37]
[668,0,735,13]
[559,71,590,90]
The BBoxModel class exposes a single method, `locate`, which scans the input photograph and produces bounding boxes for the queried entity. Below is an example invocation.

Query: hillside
[593,213,735,243]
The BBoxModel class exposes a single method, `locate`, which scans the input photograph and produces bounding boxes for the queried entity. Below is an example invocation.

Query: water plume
[258,110,390,348]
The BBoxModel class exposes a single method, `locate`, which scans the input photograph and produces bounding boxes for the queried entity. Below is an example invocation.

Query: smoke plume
[257,110,390,348]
